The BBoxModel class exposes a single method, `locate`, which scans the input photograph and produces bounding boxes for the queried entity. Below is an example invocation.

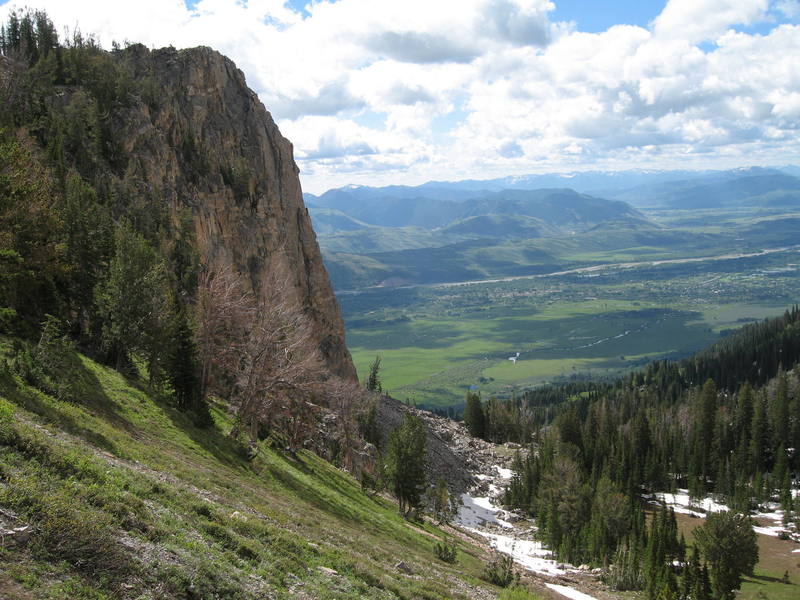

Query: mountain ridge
[306,166,800,210]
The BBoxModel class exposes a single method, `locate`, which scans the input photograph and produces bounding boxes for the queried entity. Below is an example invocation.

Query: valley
[341,250,800,409]
[312,172,800,411]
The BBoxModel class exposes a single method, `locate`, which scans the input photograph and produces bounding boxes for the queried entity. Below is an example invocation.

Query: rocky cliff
[112,45,356,380]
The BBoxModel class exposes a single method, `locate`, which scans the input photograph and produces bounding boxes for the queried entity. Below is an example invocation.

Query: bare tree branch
[195,263,324,450]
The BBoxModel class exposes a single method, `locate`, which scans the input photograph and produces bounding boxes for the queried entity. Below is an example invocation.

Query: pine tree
[385,412,427,517]
[365,355,382,393]
[694,511,758,600]
[57,173,112,341]
[166,305,209,425]
[690,380,718,488]
[749,394,769,473]
[94,221,168,372]
[463,391,486,439]
[772,371,790,448]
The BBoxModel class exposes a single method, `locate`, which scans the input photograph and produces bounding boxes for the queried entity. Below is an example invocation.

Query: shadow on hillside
[0,368,120,454]
[264,454,384,529]
[747,574,795,586]
[156,397,250,470]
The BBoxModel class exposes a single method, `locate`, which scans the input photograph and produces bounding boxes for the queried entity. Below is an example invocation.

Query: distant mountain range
[306,166,800,211]
[608,171,800,209]
[309,187,651,231]
[306,167,800,290]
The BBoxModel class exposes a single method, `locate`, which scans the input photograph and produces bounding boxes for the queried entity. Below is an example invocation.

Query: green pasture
[343,258,800,410]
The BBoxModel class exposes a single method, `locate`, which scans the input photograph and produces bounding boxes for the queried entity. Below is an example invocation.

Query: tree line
[471,308,800,600]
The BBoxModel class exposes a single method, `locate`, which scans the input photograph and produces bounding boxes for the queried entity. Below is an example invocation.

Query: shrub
[0,398,13,441]
[498,586,543,600]
[360,468,384,496]
[483,552,519,588]
[8,316,83,402]
[433,538,458,563]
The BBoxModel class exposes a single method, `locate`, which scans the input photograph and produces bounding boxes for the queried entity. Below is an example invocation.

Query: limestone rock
[110,45,356,380]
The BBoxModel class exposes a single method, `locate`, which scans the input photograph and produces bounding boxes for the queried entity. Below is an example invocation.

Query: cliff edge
[114,44,356,380]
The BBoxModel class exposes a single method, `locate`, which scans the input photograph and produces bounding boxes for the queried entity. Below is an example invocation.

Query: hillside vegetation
[0,339,502,599]
[468,308,800,600]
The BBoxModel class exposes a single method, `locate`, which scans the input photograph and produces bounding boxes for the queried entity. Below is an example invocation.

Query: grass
[343,253,800,409]
[674,512,800,600]
[0,342,500,599]
[498,586,545,600]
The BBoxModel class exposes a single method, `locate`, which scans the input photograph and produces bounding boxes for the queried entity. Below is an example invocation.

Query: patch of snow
[648,500,704,518]
[753,525,786,537]
[651,489,798,539]
[753,506,783,522]
[655,490,729,515]
[546,583,599,600]
[457,460,595,600]
[484,532,568,576]
[792,548,800,553]
[495,465,514,479]
[456,493,513,529]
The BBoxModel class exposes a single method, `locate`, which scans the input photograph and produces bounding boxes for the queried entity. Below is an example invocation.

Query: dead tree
[195,264,324,450]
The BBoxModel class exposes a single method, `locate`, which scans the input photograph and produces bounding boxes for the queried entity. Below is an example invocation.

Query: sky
[1,1,799,193]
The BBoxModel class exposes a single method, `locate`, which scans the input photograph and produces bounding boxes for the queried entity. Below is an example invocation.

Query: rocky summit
[112,44,356,380]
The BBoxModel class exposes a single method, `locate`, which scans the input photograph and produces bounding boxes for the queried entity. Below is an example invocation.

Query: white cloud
[481,0,555,47]
[652,0,769,43]
[776,0,800,19]
[1,0,799,192]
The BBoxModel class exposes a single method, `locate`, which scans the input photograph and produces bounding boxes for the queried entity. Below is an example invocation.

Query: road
[336,244,800,295]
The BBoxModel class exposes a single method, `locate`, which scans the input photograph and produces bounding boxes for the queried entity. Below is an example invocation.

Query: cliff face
[112,45,356,380]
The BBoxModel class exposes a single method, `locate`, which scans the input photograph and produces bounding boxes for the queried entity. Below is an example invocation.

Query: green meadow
[342,250,800,410]
[0,339,500,599]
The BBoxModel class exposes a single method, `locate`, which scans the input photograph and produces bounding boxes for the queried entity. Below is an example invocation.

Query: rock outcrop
[377,395,483,495]
[110,45,356,380]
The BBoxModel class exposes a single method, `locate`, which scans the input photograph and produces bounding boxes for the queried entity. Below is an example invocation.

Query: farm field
[340,249,800,410]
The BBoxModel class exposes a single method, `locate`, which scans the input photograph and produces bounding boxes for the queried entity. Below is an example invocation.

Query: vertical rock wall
[116,45,356,380]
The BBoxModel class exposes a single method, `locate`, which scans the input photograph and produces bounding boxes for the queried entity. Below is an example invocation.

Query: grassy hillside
[441,215,560,239]
[322,224,748,290]
[0,340,500,600]
[308,208,373,235]
[319,227,456,254]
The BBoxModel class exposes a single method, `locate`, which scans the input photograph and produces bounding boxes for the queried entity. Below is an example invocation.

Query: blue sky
[249,1,668,31]
[552,1,665,31]
[280,0,668,27]
[2,1,799,192]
